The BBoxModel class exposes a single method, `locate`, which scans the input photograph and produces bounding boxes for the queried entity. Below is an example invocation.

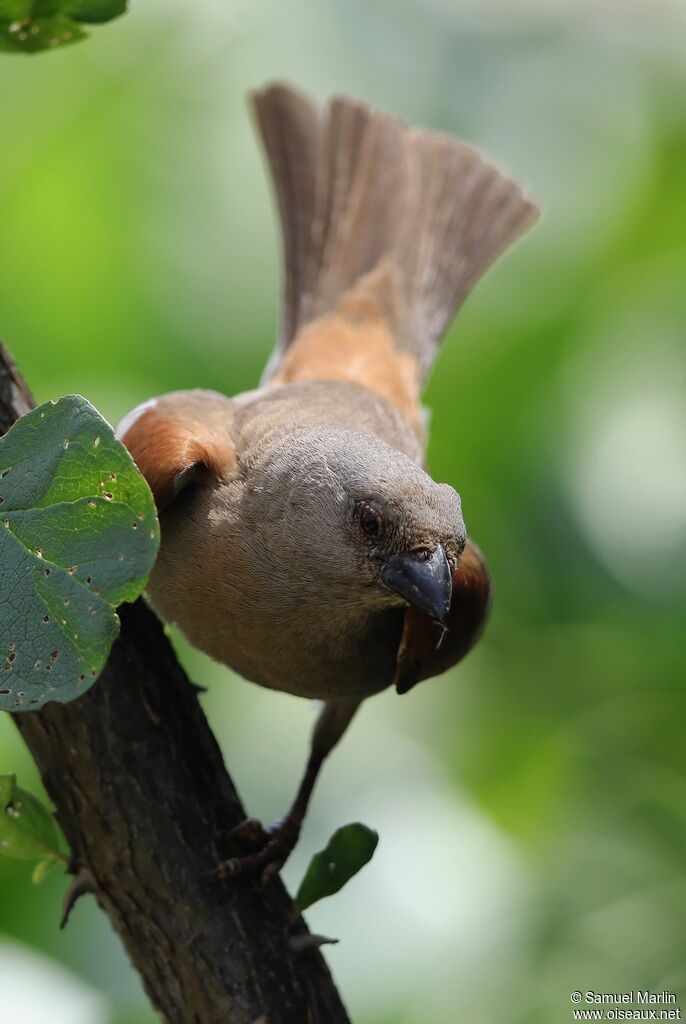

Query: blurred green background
[1,1,685,1022]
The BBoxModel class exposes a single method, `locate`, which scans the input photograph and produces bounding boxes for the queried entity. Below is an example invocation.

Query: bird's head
[258,427,466,622]
[120,403,466,626]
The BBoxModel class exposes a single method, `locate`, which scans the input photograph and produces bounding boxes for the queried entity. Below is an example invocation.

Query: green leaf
[0,774,63,862]
[0,13,84,52]
[0,0,31,17]
[64,0,126,23]
[32,854,60,883]
[0,774,16,806]
[0,0,125,53]
[0,395,159,712]
[294,823,379,914]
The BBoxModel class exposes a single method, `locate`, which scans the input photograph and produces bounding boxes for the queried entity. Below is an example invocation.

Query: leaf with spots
[0,0,125,54]
[0,395,159,711]
[0,774,65,865]
[294,823,379,914]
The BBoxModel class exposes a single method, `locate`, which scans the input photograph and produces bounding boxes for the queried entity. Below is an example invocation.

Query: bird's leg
[207,698,361,884]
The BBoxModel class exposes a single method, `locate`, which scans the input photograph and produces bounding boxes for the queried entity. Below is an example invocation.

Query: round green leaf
[0,14,84,53]
[0,0,126,54]
[0,774,62,861]
[0,395,159,711]
[294,823,379,914]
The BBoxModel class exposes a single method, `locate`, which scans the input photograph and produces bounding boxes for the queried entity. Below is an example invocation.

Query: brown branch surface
[0,343,350,1024]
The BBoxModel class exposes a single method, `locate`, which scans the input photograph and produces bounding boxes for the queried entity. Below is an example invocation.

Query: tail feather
[403,130,538,372]
[250,84,320,348]
[251,83,538,382]
[306,98,406,330]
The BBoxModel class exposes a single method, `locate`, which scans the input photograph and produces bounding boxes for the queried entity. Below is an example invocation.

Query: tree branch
[0,343,350,1024]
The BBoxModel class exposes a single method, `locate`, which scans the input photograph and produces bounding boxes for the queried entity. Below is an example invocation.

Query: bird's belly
[227,632,399,701]
[148,565,403,701]
[209,613,401,700]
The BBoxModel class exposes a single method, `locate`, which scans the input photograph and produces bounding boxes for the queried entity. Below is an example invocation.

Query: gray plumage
[119,83,538,879]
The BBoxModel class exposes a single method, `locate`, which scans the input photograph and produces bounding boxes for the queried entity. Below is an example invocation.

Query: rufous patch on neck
[270,296,422,438]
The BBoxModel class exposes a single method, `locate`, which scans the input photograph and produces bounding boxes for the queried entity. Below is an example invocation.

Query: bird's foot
[205,814,301,886]
[224,816,269,846]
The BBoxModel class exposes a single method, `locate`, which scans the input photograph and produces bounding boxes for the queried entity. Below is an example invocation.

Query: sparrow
[118,83,539,880]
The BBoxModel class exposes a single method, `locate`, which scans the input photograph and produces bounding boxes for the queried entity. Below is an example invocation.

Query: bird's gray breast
[283,605,405,700]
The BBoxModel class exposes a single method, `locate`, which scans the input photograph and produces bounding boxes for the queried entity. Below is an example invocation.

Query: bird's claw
[225,816,269,846]
[206,815,301,885]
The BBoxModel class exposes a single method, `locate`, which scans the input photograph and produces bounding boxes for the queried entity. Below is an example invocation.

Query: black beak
[380,543,452,623]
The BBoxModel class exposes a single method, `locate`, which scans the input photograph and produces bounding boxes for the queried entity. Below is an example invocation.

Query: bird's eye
[358,503,383,539]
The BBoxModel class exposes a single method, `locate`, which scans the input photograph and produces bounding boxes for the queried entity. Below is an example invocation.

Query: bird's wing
[393,540,491,694]
[117,390,239,511]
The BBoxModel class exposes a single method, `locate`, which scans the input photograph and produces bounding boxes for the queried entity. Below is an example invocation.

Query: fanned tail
[251,83,539,383]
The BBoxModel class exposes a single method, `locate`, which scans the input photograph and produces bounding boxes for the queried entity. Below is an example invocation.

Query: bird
[118,82,539,881]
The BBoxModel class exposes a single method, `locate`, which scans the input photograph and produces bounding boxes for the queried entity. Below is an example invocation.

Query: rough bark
[0,343,350,1024]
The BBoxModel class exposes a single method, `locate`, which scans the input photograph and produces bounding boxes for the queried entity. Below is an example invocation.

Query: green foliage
[0,0,125,53]
[294,823,378,913]
[0,395,159,712]
[0,774,64,880]
[63,0,126,23]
